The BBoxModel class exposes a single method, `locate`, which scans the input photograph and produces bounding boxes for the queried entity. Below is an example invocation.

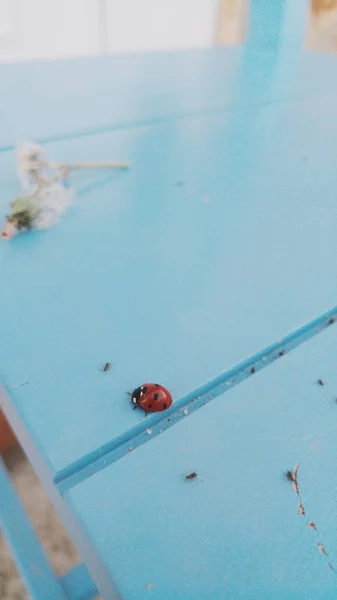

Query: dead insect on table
[99,362,111,372]
[185,472,197,481]
[317,379,324,386]
[285,464,300,495]
[285,470,295,482]
[185,472,198,481]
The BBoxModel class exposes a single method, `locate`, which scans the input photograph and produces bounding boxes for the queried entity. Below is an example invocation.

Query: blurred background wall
[308,0,337,50]
[1,0,336,65]
[0,0,241,62]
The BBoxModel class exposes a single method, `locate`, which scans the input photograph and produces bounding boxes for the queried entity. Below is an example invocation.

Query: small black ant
[185,472,198,480]
[279,350,285,357]
[99,362,111,372]
[317,379,324,386]
[250,367,256,374]
[328,316,335,325]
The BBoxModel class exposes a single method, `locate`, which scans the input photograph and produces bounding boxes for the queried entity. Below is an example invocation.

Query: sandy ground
[1,3,337,598]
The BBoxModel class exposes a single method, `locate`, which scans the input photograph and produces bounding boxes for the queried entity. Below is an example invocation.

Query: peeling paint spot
[298,503,305,516]
[318,543,328,556]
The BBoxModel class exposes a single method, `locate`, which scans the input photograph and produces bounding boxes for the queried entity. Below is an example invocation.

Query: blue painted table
[1,3,337,597]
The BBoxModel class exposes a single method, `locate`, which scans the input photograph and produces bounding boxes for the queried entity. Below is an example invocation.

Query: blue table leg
[0,458,97,600]
[248,0,310,52]
[60,564,98,600]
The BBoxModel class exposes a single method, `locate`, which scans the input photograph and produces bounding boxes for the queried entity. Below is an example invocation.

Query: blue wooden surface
[1,45,337,482]
[0,39,336,154]
[66,323,337,600]
[54,306,337,492]
[1,1,337,595]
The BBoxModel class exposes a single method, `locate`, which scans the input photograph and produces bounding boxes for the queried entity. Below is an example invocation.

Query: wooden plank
[65,323,337,599]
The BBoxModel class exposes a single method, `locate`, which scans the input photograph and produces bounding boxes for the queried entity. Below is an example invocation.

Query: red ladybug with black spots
[131,383,172,413]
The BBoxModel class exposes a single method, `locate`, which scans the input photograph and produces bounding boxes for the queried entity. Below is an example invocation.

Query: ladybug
[131,383,172,413]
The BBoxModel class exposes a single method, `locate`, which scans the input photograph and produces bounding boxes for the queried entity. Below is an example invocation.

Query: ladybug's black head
[131,385,145,407]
